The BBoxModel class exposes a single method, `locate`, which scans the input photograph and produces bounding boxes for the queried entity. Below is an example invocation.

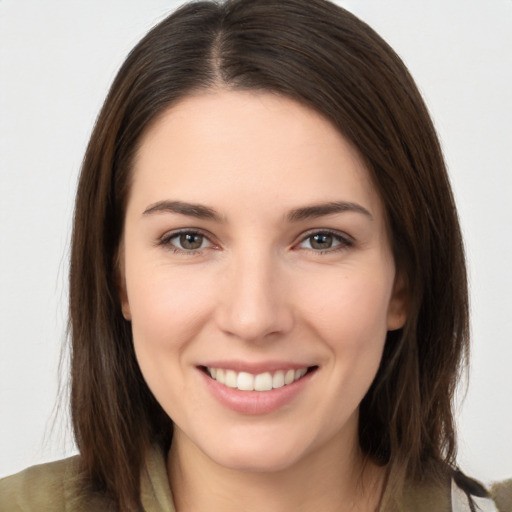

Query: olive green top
[1,447,510,511]
[0,447,173,512]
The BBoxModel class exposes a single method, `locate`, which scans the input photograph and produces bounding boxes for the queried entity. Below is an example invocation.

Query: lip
[198,363,317,415]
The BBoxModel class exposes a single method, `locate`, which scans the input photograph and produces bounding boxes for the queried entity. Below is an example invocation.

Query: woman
[1,0,510,511]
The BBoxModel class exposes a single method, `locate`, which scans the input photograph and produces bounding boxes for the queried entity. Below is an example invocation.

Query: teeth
[207,367,310,391]
[272,370,285,389]
[254,372,273,391]
[296,368,307,379]
[225,370,237,388]
[284,369,295,385]
[237,372,254,391]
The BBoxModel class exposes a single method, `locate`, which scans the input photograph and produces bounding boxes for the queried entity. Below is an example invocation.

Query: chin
[201,433,310,474]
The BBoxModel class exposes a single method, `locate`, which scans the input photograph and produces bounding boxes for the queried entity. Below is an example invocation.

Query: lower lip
[199,368,315,415]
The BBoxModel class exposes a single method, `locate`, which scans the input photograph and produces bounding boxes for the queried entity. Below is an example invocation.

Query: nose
[215,250,294,343]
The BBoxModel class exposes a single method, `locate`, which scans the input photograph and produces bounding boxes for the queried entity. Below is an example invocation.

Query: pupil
[311,233,332,250]
[180,233,202,250]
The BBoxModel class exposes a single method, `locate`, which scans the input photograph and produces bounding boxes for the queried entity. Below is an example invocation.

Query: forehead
[130,90,383,220]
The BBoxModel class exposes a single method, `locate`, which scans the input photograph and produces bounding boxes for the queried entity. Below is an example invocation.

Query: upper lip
[199,360,316,375]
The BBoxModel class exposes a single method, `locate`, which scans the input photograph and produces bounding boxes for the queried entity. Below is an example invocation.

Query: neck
[167,424,386,512]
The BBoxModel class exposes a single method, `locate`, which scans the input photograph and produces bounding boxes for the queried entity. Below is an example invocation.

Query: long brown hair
[69,0,469,509]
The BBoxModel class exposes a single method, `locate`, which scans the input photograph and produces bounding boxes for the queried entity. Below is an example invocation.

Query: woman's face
[120,90,406,472]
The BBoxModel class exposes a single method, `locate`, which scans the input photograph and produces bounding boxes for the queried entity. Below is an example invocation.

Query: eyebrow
[142,200,372,222]
[143,200,223,221]
[286,201,373,222]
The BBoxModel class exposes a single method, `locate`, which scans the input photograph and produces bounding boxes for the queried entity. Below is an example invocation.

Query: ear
[116,241,132,321]
[387,271,408,331]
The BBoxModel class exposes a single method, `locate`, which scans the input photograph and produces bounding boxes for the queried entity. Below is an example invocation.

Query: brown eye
[309,233,334,250]
[161,231,212,253]
[179,233,204,250]
[298,231,352,252]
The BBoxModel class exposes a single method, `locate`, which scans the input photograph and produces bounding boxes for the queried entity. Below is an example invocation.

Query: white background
[1,0,511,483]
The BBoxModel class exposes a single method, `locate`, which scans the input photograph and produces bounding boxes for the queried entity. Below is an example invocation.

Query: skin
[119,90,407,512]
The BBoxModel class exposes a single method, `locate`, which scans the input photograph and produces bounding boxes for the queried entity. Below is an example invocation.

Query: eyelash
[157,229,353,255]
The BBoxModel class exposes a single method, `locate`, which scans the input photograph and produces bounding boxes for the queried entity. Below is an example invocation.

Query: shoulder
[0,457,80,511]
[399,471,511,512]
[451,471,512,512]
[490,478,512,512]
[0,456,109,512]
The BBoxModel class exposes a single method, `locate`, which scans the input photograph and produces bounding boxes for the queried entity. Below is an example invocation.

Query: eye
[160,230,213,253]
[298,231,352,252]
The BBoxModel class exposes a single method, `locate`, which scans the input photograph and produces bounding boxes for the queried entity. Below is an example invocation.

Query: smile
[205,367,311,391]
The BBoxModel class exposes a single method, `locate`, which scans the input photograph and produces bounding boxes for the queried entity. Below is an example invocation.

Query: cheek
[298,267,393,349]
[125,265,218,418]
[126,261,212,345]
[276,267,394,445]
[294,264,393,406]
[123,260,216,405]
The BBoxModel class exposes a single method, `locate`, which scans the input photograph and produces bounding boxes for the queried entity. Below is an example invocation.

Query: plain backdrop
[1,0,511,483]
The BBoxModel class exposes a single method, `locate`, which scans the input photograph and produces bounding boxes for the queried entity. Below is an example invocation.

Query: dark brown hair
[69,0,468,509]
